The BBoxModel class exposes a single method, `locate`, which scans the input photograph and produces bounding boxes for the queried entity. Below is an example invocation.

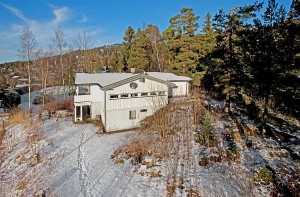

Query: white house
[74,72,192,132]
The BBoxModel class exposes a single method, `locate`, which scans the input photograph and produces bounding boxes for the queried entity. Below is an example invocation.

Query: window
[131,93,138,97]
[76,106,81,118]
[78,86,90,95]
[150,92,157,96]
[141,92,148,97]
[159,91,166,96]
[120,94,129,98]
[139,78,145,82]
[129,110,136,119]
[140,109,147,112]
[110,95,118,99]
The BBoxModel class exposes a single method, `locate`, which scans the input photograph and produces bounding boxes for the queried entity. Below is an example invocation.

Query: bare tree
[73,32,90,72]
[35,49,51,108]
[19,26,38,112]
[52,28,67,99]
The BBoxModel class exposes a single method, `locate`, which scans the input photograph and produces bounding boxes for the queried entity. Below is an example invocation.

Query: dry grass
[7,108,30,127]
[45,98,74,112]
[122,137,153,165]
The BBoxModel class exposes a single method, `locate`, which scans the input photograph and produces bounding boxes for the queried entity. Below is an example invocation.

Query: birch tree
[19,26,37,112]
[52,28,67,99]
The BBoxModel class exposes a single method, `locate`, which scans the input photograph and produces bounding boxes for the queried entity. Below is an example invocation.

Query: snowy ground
[1,90,299,196]
[1,117,167,196]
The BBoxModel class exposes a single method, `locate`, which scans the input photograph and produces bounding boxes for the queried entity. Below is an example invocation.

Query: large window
[78,86,90,95]
[129,110,136,119]
[141,92,148,97]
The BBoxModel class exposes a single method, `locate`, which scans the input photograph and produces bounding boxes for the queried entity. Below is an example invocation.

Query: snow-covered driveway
[42,119,165,197]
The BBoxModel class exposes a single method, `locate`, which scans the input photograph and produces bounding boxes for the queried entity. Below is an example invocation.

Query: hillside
[0,91,299,196]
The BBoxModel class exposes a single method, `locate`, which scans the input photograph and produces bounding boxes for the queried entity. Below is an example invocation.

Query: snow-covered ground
[1,117,167,196]
[1,89,299,196]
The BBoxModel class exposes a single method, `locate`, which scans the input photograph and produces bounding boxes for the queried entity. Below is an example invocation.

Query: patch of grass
[254,167,273,185]
[7,108,30,126]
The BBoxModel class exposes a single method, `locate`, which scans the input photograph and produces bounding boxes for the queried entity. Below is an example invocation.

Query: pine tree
[127,28,149,72]
[211,3,262,114]
[163,8,200,75]
[195,114,216,146]
[121,26,135,71]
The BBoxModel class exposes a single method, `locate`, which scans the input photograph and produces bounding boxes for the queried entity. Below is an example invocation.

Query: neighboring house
[74,72,192,132]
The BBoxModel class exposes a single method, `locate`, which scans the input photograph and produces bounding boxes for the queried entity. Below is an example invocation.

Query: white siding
[169,81,189,97]
[74,95,92,102]
[106,79,168,111]
[106,107,152,131]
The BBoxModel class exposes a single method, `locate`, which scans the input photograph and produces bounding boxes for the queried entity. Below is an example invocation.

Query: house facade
[74,72,192,131]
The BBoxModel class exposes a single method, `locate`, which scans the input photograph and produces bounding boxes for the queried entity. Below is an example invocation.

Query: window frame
[131,93,138,97]
[109,94,119,99]
[120,94,129,98]
[77,86,90,95]
[129,110,136,119]
[140,109,147,112]
[141,92,148,97]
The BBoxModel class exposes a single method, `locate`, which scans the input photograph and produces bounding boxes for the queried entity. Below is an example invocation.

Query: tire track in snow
[78,132,91,197]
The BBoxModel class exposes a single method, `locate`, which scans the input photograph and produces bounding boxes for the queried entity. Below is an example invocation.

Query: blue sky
[0,0,292,63]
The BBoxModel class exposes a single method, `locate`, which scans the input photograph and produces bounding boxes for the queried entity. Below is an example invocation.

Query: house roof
[75,72,192,89]
[146,72,192,82]
[75,73,137,87]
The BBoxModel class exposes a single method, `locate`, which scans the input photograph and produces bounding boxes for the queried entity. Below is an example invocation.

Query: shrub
[33,94,54,105]
[7,108,30,126]
[45,98,73,112]
[195,114,217,146]
[254,167,273,185]
[117,137,152,165]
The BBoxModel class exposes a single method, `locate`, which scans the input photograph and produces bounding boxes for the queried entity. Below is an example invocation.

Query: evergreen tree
[127,28,149,72]
[195,114,216,146]
[110,48,123,72]
[163,8,200,75]
[211,3,262,114]
[200,13,217,88]
[121,26,135,71]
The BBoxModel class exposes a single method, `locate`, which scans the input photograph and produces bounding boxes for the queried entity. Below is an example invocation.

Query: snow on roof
[146,72,192,81]
[75,73,138,87]
[75,72,192,87]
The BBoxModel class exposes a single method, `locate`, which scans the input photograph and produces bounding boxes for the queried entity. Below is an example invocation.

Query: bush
[33,94,54,105]
[115,137,152,165]
[7,108,30,126]
[195,114,217,146]
[44,99,73,112]
[255,167,273,185]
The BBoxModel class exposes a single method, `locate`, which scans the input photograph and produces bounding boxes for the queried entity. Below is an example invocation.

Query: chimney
[130,68,135,73]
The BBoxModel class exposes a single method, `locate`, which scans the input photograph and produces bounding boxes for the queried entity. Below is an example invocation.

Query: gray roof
[75,72,192,88]
[75,73,137,87]
[146,72,192,82]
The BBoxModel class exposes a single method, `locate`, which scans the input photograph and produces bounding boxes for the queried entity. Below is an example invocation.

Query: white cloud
[0,3,108,63]
[51,6,70,25]
[0,3,32,24]
[78,15,88,23]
